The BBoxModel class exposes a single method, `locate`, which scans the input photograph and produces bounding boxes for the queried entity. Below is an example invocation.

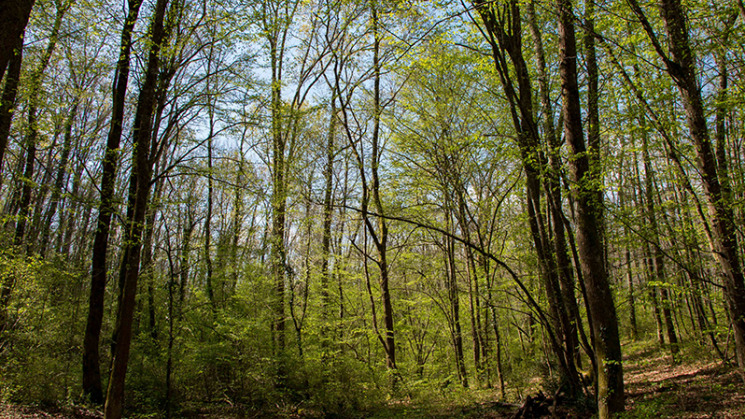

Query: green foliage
[0,251,85,405]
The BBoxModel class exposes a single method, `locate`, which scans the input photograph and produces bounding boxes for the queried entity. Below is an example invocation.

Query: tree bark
[558,0,623,415]
[370,3,396,372]
[630,0,745,370]
[0,34,23,173]
[0,0,35,85]
[83,0,143,404]
[104,0,170,416]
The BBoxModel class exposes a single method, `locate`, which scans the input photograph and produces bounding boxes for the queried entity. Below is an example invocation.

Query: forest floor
[363,341,745,418]
[1,342,744,418]
[620,342,745,418]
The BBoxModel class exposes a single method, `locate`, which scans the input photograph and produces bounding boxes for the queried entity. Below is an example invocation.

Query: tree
[629,0,745,371]
[104,0,172,416]
[558,0,623,415]
[471,0,583,396]
[83,0,144,403]
[0,0,36,85]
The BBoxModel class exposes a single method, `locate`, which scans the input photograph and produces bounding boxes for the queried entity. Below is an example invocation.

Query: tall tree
[629,0,745,370]
[104,0,171,416]
[472,0,582,396]
[558,0,623,415]
[83,0,144,403]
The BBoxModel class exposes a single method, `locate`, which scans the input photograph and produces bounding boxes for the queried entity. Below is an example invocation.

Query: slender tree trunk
[320,94,336,343]
[558,0,623,415]
[631,0,745,370]
[370,3,395,373]
[83,0,143,404]
[270,38,287,359]
[104,0,170,416]
[204,103,215,308]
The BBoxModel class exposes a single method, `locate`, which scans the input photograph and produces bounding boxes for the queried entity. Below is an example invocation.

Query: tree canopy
[1,0,744,418]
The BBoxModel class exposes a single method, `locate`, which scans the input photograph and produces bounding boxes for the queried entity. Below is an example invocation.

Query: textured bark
[474,0,581,395]
[633,0,745,369]
[558,0,623,415]
[83,0,143,404]
[104,0,170,416]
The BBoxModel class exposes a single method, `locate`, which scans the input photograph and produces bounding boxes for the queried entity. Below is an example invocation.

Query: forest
[0,0,744,418]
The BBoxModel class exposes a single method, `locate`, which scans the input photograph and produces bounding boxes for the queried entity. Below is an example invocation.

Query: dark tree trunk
[0,0,35,84]
[372,5,395,373]
[83,0,143,404]
[0,34,23,173]
[558,0,623,415]
[104,0,169,416]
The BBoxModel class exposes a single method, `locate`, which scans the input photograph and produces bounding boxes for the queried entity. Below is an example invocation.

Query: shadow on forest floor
[621,342,745,418]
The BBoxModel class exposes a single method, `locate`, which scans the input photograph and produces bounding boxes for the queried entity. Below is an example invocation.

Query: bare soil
[622,346,745,418]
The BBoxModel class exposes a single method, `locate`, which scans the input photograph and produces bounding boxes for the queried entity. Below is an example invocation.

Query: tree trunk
[370,3,395,373]
[320,94,336,343]
[632,0,745,370]
[83,0,143,404]
[0,34,23,174]
[558,0,623,415]
[0,0,35,85]
[104,0,169,416]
